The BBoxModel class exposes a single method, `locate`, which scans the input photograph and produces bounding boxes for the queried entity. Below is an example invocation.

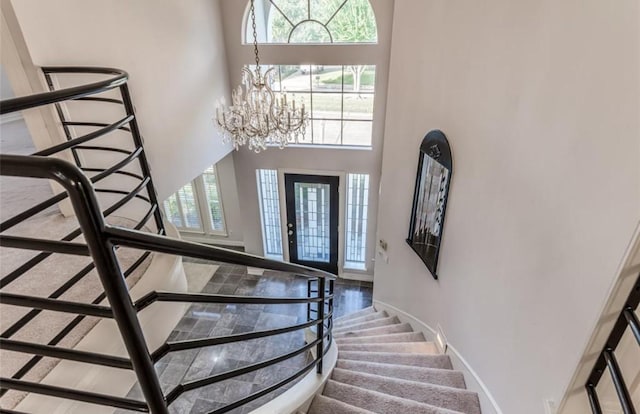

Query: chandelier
[214,0,308,153]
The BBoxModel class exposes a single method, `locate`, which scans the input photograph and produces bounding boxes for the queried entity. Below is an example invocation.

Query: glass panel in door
[284,174,339,274]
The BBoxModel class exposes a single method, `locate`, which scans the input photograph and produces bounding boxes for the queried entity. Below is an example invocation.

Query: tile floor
[118,260,372,414]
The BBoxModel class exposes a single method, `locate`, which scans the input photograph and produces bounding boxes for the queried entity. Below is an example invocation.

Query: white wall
[211,152,244,244]
[375,1,640,413]
[219,0,394,276]
[8,0,233,200]
[1,64,14,98]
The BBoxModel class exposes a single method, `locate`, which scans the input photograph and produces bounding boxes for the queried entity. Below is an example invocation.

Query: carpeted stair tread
[334,322,413,339]
[336,331,425,345]
[307,395,377,414]
[338,351,453,369]
[338,341,439,354]
[322,380,464,414]
[334,311,388,328]
[334,307,376,323]
[333,316,401,334]
[335,359,466,389]
[331,368,481,414]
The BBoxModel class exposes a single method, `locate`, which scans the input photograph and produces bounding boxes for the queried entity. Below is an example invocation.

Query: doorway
[284,174,339,275]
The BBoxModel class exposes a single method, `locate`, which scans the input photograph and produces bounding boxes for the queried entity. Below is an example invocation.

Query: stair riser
[337,342,438,354]
[332,369,481,414]
[338,352,453,370]
[334,307,375,324]
[334,311,388,328]
[336,361,466,389]
[333,323,413,339]
[332,317,401,334]
[335,332,425,345]
[323,380,461,414]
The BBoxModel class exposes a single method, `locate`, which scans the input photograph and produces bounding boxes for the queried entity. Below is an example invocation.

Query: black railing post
[307,279,312,322]
[119,84,165,235]
[586,384,603,414]
[53,162,169,414]
[604,349,636,414]
[316,277,326,374]
[328,279,334,343]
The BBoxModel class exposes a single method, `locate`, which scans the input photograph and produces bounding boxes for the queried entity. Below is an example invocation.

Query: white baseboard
[373,300,503,414]
[340,272,374,283]
[0,112,22,124]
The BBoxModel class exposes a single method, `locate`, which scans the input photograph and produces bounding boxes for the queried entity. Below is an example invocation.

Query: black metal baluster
[316,277,326,374]
[328,279,334,343]
[586,384,603,414]
[604,349,636,414]
[119,84,165,235]
[53,161,168,414]
[623,308,640,345]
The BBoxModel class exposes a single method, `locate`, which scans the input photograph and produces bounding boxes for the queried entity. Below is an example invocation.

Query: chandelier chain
[214,0,308,152]
[250,0,260,71]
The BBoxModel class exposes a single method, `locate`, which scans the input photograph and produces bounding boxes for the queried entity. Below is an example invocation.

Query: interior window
[254,64,375,147]
[163,165,226,235]
[247,0,377,44]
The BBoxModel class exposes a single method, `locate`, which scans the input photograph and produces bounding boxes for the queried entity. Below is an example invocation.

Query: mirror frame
[406,130,453,280]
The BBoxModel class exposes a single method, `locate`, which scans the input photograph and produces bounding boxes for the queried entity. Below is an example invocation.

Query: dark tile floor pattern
[118,260,372,414]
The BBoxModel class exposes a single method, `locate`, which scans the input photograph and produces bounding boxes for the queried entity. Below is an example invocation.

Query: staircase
[307,307,482,414]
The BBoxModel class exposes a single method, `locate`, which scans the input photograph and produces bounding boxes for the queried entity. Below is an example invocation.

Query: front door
[284,174,339,275]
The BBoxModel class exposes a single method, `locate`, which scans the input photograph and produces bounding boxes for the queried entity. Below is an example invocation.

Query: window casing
[163,165,226,236]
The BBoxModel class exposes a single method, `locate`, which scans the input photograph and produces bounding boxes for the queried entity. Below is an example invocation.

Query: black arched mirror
[406,130,453,280]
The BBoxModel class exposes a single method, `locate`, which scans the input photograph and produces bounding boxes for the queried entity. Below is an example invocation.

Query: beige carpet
[0,211,153,410]
[307,308,482,414]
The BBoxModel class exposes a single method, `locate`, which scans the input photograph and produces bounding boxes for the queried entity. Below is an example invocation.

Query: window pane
[240,64,376,147]
[289,21,332,43]
[257,169,284,259]
[279,65,311,92]
[202,168,225,232]
[313,65,343,92]
[343,93,374,120]
[270,0,307,25]
[176,182,201,229]
[312,120,342,145]
[345,173,369,269]
[342,121,372,146]
[326,0,378,43]
[261,0,378,45]
[163,194,183,228]
[310,0,347,24]
[312,93,342,120]
[268,10,293,43]
[343,65,375,92]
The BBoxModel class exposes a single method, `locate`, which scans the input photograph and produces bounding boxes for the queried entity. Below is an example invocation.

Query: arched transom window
[248,0,377,44]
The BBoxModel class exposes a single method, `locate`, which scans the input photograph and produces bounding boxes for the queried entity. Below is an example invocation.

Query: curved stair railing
[0,67,336,414]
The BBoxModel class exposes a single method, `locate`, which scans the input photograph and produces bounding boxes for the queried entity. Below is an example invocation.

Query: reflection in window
[250,0,377,44]
[255,64,375,146]
[345,173,369,270]
[257,169,284,260]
